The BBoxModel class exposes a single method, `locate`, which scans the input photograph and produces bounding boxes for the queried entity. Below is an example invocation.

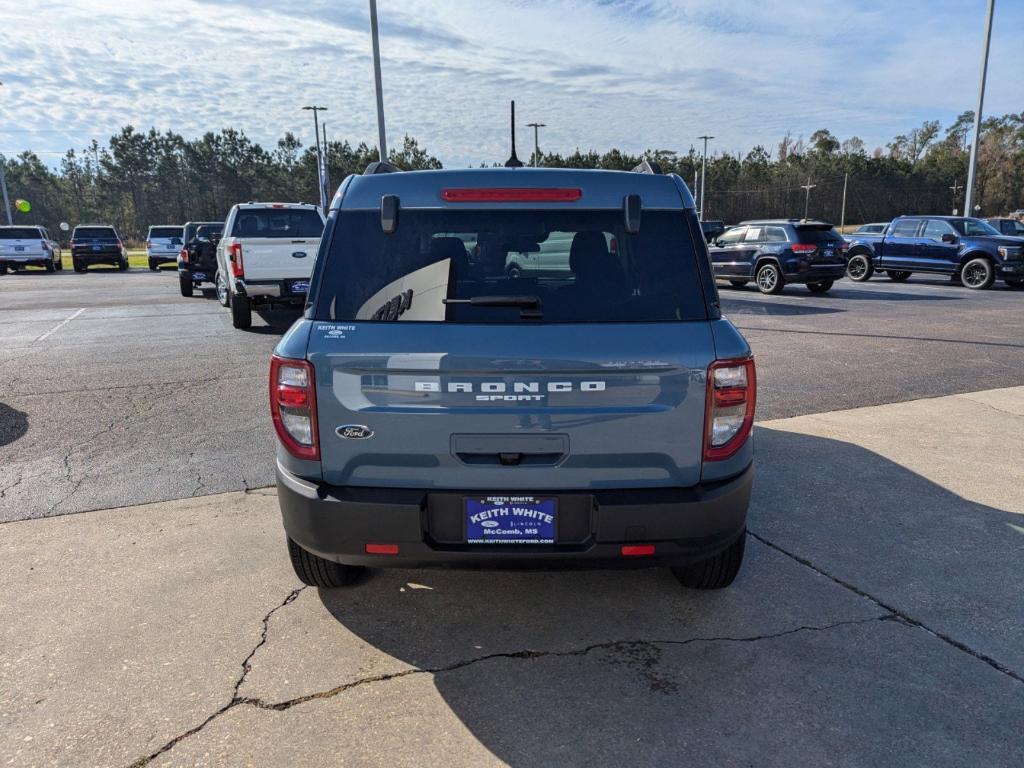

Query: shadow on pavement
[312,428,1022,765]
[0,403,28,447]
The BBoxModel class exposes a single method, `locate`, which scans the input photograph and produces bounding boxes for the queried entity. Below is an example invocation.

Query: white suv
[215,203,325,329]
[0,225,63,273]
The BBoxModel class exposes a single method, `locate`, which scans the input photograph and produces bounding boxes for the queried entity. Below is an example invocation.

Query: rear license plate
[465,496,556,544]
[92,245,101,251]
[192,271,207,280]
[14,246,24,252]
[291,281,309,294]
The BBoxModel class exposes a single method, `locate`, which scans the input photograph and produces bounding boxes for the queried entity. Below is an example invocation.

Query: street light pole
[698,135,713,221]
[800,177,816,219]
[0,154,12,225]
[526,122,545,167]
[321,122,331,207]
[964,0,995,216]
[839,172,848,232]
[369,0,388,163]
[302,106,328,210]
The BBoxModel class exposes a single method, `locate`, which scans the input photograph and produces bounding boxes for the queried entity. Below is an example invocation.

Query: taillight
[270,355,319,460]
[117,239,124,249]
[228,243,244,277]
[791,243,817,254]
[840,242,850,254]
[704,358,756,462]
[179,247,189,263]
[145,240,151,249]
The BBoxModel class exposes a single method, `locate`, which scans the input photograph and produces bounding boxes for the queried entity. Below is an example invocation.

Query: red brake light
[228,243,244,278]
[179,247,189,263]
[791,243,817,254]
[441,188,582,203]
[270,355,319,461]
[145,240,151,248]
[704,358,756,462]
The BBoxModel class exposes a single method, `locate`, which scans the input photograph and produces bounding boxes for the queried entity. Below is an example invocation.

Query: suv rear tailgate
[309,322,714,490]
[240,238,318,281]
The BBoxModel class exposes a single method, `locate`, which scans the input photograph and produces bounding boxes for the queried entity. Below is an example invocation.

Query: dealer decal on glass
[465,496,556,544]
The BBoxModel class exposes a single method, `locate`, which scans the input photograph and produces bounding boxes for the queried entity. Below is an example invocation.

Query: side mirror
[941,233,958,244]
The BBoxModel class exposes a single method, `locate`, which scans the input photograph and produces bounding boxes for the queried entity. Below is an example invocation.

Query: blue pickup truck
[845,215,1024,290]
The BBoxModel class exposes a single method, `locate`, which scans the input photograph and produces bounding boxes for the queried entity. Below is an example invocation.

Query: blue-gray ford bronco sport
[272,162,755,590]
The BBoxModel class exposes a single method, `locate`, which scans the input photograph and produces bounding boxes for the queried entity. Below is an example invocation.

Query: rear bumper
[782,265,846,283]
[2,254,50,265]
[72,250,123,264]
[148,252,178,263]
[277,462,752,569]
[236,278,308,302]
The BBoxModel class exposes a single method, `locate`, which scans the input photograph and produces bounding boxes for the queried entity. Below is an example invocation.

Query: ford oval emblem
[336,424,373,440]
[291,251,307,258]
[481,520,499,528]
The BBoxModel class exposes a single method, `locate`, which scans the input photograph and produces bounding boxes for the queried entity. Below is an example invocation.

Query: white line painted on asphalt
[36,308,85,342]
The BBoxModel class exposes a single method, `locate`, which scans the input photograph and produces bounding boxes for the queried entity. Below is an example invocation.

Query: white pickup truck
[215,202,326,329]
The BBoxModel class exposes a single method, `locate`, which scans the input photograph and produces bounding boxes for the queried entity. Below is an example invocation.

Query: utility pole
[698,135,713,221]
[321,122,331,207]
[0,154,11,225]
[369,0,388,163]
[839,172,848,232]
[526,122,545,167]
[964,0,995,216]
[800,177,816,220]
[950,178,963,215]
[302,106,328,210]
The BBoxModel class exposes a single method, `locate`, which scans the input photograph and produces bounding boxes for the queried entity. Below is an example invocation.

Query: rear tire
[961,257,995,290]
[755,262,784,295]
[728,279,748,288]
[846,253,873,281]
[45,259,55,273]
[230,291,252,329]
[178,272,194,297]
[886,270,911,282]
[671,531,746,589]
[55,256,63,271]
[148,258,158,271]
[216,272,230,307]
[287,538,362,588]
[119,258,129,271]
[0,262,6,275]
[73,260,86,273]
[807,280,833,294]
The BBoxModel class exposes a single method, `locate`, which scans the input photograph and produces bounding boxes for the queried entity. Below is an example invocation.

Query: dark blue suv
[708,219,847,294]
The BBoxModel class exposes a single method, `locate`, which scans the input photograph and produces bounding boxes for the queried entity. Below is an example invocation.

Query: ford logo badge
[481,520,499,528]
[336,424,373,440]
[292,251,307,258]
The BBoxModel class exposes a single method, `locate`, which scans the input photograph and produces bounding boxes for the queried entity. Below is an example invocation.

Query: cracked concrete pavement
[5,270,1024,521]
[2,387,1023,767]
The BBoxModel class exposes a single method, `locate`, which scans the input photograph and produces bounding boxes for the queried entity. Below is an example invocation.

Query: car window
[890,220,921,238]
[0,227,42,239]
[149,227,183,239]
[743,227,763,243]
[923,220,956,240]
[231,209,324,239]
[317,209,709,324]
[763,227,788,243]
[73,227,117,239]
[952,218,1000,237]
[716,227,746,246]
[795,227,844,244]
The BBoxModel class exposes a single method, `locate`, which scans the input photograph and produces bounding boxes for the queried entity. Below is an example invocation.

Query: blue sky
[0,0,1021,167]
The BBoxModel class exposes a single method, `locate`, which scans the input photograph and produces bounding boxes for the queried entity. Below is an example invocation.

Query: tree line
[2,110,1021,242]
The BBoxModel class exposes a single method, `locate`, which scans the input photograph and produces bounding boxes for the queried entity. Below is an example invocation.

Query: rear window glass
[0,227,41,239]
[317,210,708,324]
[795,226,844,244]
[74,227,117,238]
[231,209,323,238]
[149,227,182,239]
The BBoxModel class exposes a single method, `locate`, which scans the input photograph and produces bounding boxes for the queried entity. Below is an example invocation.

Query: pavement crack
[747,529,1024,685]
[126,585,306,768]
[955,395,1024,419]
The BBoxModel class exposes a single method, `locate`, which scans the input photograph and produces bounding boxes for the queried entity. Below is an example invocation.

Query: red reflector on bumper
[365,543,399,555]
[621,544,655,557]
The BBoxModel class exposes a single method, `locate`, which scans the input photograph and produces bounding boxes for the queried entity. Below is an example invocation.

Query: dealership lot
[1,269,1023,766]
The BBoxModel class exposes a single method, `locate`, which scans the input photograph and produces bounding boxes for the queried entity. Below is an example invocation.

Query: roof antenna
[505,100,524,168]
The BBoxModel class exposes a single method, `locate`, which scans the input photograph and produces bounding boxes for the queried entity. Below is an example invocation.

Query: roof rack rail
[631,160,663,175]
[363,161,400,175]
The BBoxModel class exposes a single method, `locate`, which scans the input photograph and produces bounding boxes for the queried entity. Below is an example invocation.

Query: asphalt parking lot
[2,268,1023,766]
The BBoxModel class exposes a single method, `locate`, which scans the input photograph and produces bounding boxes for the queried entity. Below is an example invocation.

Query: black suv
[178,221,223,296]
[70,225,128,272]
[708,219,848,294]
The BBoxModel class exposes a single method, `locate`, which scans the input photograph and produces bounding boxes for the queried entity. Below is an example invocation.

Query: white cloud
[0,0,1020,166]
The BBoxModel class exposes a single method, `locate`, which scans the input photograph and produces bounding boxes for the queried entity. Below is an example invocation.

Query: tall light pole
[0,154,11,225]
[321,122,331,207]
[526,122,545,167]
[964,0,995,216]
[369,0,388,163]
[800,177,816,219]
[698,135,713,221]
[302,106,327,210]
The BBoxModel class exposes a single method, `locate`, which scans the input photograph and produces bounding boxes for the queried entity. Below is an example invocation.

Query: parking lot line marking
[36,308,85,342]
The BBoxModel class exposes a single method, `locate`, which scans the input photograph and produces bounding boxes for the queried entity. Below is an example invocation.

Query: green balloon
[14,199,30,213]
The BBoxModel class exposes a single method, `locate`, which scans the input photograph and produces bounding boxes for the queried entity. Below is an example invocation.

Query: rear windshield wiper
[443,295,543,319]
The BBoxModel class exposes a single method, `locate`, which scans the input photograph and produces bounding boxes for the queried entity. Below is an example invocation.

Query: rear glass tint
[795,226,844,244]
[0,227,41,239]
[231,209,323,239]
[317,210,708,324]
[74,227,117,238]
[149,227,182,239]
